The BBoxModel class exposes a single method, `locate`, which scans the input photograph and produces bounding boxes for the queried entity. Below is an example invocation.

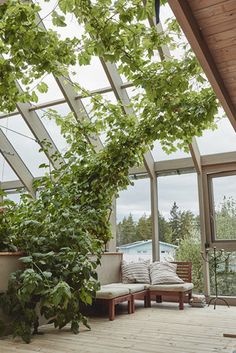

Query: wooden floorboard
[1,303,236,353]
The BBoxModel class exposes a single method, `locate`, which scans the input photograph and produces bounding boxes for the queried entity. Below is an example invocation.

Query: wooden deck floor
[1,303,236,353]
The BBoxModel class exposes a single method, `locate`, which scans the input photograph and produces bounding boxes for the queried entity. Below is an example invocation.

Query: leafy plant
[0,194,17,252]
[0,0,220,343]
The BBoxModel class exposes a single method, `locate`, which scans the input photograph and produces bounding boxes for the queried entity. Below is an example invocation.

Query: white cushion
[96,285,129,299]
[149,261,184,285]
[122,260,150,284]
[106,283,146,293]
[149,282,194,292]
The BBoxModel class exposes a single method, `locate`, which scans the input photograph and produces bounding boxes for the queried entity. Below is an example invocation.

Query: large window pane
[211,174,236,241]
[116,177,152,262]
[158,173,203,292]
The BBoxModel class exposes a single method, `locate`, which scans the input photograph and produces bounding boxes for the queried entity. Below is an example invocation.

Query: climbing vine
[0,0,219,343]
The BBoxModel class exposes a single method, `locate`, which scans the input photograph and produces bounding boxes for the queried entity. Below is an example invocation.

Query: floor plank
[1,303,236,353]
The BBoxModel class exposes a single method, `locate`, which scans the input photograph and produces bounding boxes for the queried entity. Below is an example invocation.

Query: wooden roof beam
[168,0,236,132]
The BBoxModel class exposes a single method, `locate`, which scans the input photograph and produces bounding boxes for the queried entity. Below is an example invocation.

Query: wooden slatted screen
[172,261,192,283]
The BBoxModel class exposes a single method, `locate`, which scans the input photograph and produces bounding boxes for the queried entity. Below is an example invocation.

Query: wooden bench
[96,285,132,321]
[96,283,147,320]
[146,261,193,310]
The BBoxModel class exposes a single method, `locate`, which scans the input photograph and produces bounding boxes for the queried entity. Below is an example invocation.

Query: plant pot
[0,252,24,292]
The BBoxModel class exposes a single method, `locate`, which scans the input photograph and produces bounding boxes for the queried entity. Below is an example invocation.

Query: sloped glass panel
[82,91,118,114]
[197,118,236,155]
[82,92,118,145]
[0,155,18,182]
[37,0,83,40]
[36,103,70,154]
[152,141,191,161]
[0,116,50,177]
[19,74,64,105]
[4,192,21,204]
[69,57,110,91]
[36,2,111,92]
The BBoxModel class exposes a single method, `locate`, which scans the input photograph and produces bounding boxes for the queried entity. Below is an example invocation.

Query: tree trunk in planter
[0,252,24,335]
[0,252,24,292]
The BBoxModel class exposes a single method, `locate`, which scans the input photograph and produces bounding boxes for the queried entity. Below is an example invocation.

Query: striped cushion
[122,260,150,284]
[149,261,184,285]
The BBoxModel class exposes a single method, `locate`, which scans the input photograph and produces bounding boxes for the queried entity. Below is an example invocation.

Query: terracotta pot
[0,252,24,292]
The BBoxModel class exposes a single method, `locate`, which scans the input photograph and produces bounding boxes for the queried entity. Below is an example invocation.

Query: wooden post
[107,198,117,252]
[198,174,210,296]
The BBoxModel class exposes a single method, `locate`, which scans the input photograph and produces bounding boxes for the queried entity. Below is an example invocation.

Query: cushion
[149,282,194,292]
[106,283,146,293]
[122,260,150,284]
[96,285,129,299]
[149,261,184,285]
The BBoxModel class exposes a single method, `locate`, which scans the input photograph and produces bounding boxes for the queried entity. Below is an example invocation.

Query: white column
[151,175,159,261]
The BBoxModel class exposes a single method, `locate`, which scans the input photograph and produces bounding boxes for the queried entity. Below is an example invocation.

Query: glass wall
[158,172,203,292]
[209,173,236,241]
[116,176,151,262]
[209,250,236,297]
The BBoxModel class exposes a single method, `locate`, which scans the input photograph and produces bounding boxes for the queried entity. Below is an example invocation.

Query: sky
[1,1,236,223]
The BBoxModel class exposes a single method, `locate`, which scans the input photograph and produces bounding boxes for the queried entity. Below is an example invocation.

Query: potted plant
[0,197,23,293]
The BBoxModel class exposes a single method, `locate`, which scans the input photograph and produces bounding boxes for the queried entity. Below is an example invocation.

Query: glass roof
[37,103,70,154]
[152,141,191,161]
[197,117,236,155]
[0,0,236,197]
[20,74,65,105]
[0,115,50,177]
[0,156,18,182]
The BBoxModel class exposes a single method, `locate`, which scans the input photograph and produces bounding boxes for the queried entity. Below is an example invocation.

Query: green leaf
[20,256,33,263]
[37,82,48,93]
[52,12,67,27]
[31,91,38,103]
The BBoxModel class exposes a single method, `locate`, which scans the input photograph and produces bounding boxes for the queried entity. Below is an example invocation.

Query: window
[209,172,236,241]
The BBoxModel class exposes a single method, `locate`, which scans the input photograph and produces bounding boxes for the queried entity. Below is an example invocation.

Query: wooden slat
[200,18,236,37]
[213,45,236,63]
[217,59,236,72]
[206,29,236,51]
[188,0,227,12]
[194,0,236,20]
